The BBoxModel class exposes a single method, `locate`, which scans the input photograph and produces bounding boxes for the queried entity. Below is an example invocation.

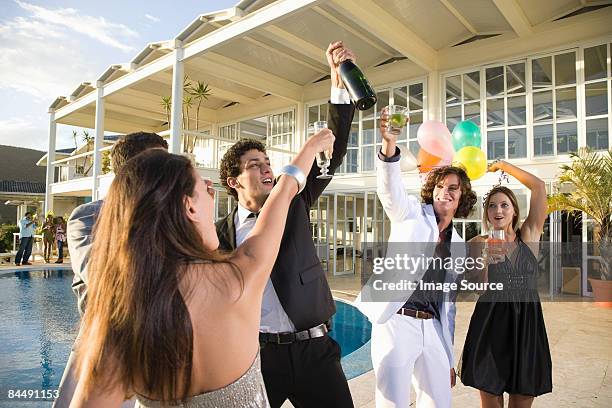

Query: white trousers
[371,314,451,408]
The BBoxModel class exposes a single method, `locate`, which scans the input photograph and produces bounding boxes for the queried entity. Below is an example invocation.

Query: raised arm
[377,108,421,222]
[302,41,356,208]
[489,160,547,241]
[230,130,335,290]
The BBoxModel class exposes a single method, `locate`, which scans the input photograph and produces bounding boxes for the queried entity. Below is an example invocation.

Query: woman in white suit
[355,109,477,408]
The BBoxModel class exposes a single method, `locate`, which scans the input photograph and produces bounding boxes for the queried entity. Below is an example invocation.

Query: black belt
[259,323,328,345]
[397,307,434,320]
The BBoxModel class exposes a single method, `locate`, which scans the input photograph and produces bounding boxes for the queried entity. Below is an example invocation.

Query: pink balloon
[417,121,455,161]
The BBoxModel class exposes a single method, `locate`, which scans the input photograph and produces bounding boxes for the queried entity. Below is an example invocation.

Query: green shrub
[0,225,19,253]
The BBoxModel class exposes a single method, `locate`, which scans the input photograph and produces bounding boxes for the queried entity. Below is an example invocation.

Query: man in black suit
[216,41,356,407]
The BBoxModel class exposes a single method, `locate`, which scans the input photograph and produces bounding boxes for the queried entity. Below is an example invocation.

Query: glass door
[333,193,357,275]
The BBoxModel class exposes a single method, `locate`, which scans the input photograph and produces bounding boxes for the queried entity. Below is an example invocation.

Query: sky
[0,0,237,151]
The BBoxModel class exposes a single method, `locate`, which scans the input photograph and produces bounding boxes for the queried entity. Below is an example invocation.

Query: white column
[170,44,184,154]
[92,82,105,201]
[45,111,57,215]
[295,101,305,149]
[427,70,441,121]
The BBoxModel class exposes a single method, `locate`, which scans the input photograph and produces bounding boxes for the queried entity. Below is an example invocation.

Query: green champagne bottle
[338,60,377,110]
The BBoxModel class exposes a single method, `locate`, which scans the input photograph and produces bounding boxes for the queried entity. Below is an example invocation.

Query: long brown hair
[482,186,521,232]
[76,149,240,402]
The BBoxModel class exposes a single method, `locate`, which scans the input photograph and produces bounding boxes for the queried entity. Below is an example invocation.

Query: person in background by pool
[460,161,552,408]
[354,106,477,407]
[215,41,355,408]
[42,214,55,263]
[70,133,333,406]
[15,211,37,266]
[54,216,67,263]
[53,132,169,408]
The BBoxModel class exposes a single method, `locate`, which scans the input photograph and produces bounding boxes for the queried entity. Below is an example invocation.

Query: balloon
[417,148,442,173]
[451,120,481,151]
[398,144,418,171]
[453,146,487,180]
[417,121,454,160]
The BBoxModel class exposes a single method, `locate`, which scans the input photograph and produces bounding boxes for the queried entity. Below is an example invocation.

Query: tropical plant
[160,75,211,154]
[160,96,172,128]
[72,130,95,175]
[548,148,612,279]
[190,81,211,130]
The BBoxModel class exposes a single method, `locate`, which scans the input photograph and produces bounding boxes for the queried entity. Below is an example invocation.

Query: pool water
[0,269,79,407]
[329,300,372,357]
[0,270,372,406]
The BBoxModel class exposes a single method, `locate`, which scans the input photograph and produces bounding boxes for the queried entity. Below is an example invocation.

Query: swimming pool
[0,269,372,405]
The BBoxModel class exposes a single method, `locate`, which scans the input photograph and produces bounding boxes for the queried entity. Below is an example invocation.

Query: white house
[43,0,612,296]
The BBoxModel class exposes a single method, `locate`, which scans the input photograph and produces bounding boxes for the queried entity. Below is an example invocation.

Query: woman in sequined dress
[460,160,552,408]
[67,131,334,407]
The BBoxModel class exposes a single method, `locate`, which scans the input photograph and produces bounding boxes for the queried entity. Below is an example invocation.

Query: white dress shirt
[236,88,350,334]
[235,203,296,333]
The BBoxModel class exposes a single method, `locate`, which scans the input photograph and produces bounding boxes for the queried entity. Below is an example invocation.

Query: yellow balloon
[453,146,487,180]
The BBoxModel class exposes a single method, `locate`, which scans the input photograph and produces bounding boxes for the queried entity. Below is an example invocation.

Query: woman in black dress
[460,160,552,408]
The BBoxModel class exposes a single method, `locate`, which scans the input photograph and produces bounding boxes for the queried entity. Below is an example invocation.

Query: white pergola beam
[183,0,321,60]
[260,25,328,65]
[104,102,168,122]
[191,52,302,102]
[312,6,394,56]
[492,0,533,37]
[243,35,328,74]
[65,112,157,133]
[119,86,218,123]
[439,0,477,34]
[330,0,437,71]
[157,71,257,104]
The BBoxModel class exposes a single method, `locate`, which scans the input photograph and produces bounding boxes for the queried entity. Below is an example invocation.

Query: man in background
[15,211,37,266]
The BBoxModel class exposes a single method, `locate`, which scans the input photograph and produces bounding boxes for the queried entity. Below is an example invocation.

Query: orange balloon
[417,148,442,173]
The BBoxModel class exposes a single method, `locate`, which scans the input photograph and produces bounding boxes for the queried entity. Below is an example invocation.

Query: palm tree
[160,96,172,129]
[182,95,194,152]
[549,148,612,280]
[189,81,211,131]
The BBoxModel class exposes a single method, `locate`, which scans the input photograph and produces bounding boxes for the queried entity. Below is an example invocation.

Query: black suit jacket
[216,102,355,331]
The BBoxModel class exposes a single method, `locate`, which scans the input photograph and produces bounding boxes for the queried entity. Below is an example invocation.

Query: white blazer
[354,159,465,368]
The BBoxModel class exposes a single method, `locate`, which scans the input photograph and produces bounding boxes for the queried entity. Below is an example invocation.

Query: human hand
[326,41,356,89]
[488,159,505,173]
[306,128,335,157]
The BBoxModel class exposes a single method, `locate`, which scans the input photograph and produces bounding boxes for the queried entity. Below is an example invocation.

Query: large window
[266,110,294,171]
[443,42,612,160]
[486,62,528,159]
[584,43,610,151]
[531,51,578,156]
[445,71,481,130]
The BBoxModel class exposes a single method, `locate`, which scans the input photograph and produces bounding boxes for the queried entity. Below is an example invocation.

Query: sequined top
[135,351,269,408]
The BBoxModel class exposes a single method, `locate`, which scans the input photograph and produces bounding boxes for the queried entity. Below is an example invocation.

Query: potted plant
[549,148,612,307]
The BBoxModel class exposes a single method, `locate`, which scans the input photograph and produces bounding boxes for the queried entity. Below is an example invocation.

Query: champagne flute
[486,229,505,264]
[313,121,333,179]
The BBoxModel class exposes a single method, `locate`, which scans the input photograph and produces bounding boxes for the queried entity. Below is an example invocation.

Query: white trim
[92,84,105,200]
[329,0,437,71]
[183,0,321,61]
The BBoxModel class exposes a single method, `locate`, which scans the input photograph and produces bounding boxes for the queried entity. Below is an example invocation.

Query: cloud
[14,0,138,53]
[0,16,96,100]
[0,117,79,150]
[144,14,160,23]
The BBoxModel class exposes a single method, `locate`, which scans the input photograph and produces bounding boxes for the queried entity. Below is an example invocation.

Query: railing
[51,145,113,183]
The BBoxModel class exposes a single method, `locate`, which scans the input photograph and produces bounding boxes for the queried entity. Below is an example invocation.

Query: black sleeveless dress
[460,231,552,396]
